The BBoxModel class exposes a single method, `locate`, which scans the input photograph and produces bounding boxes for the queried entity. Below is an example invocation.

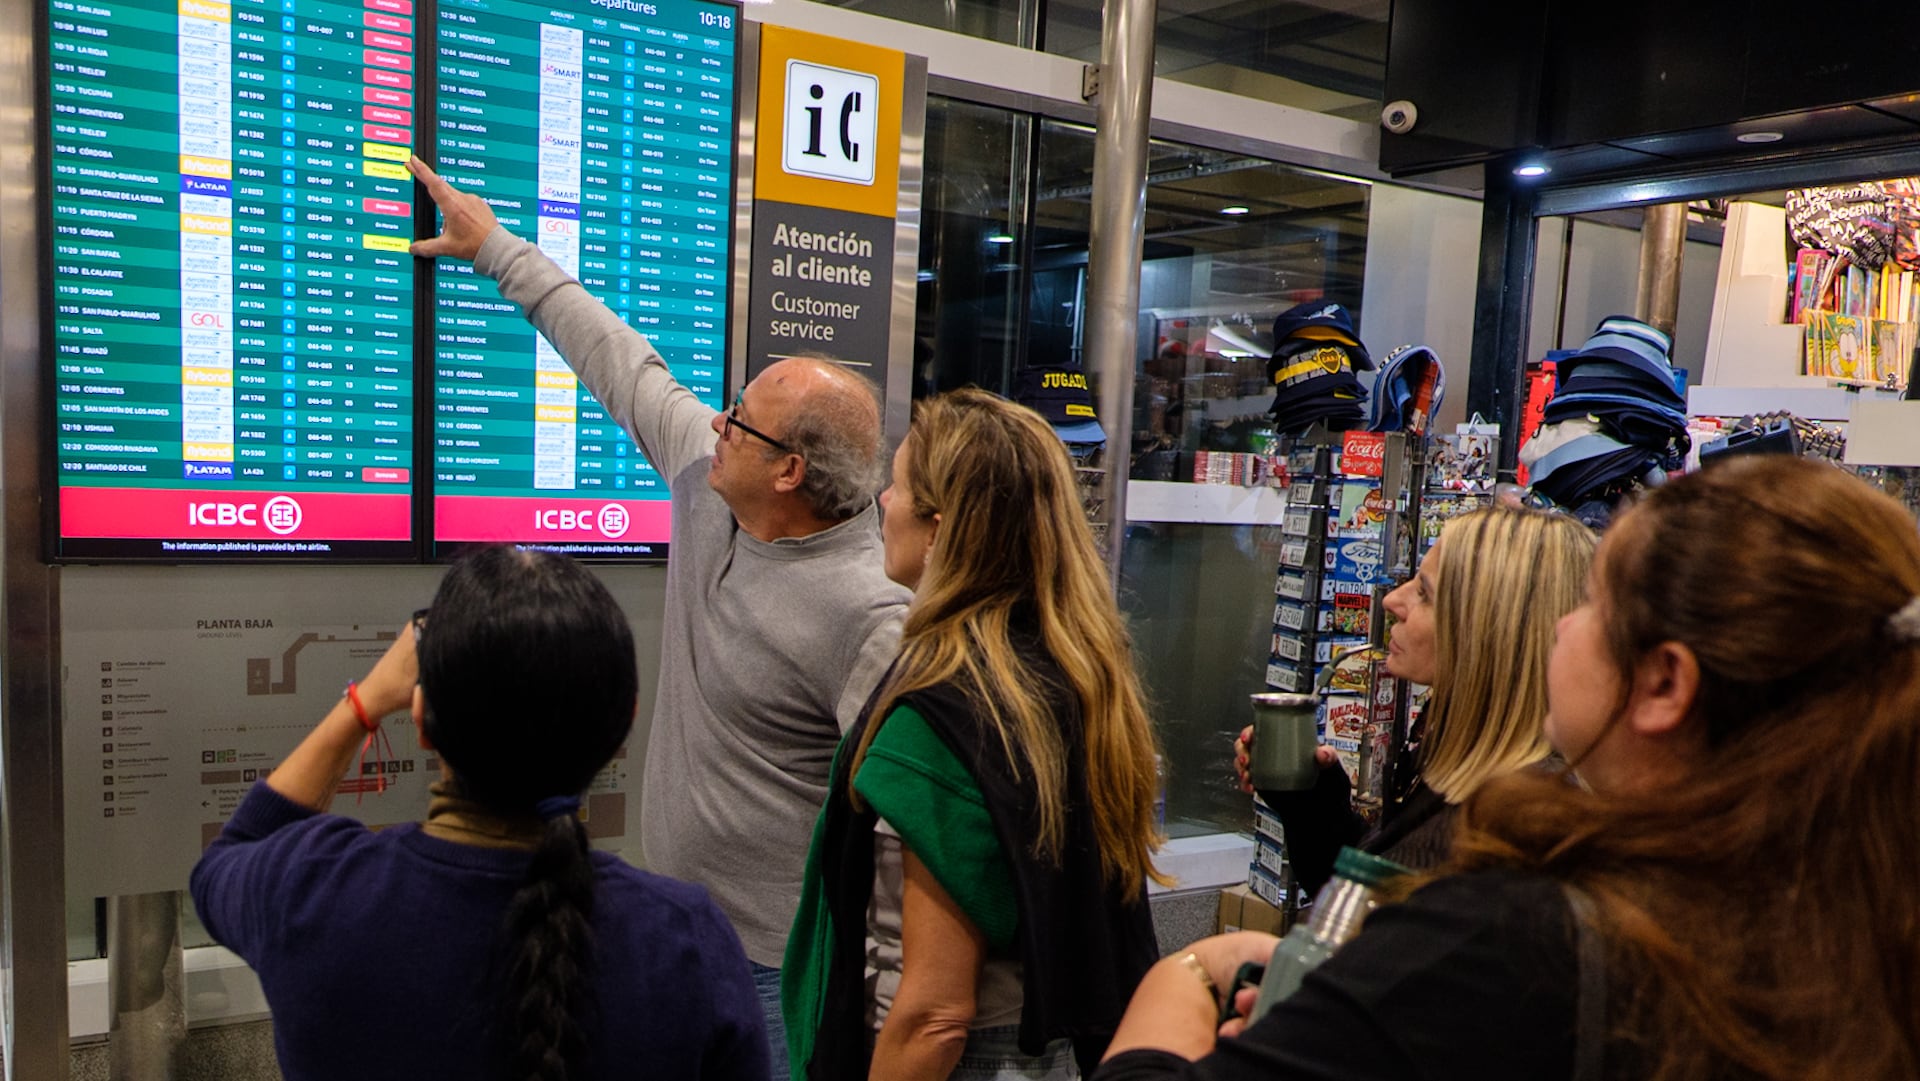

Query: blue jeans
[751,961,791,1081]
[950,1025,1079,1080]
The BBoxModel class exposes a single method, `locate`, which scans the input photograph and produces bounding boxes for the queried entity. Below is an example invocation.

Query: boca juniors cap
[1015,364,1105,444]
[1271,300,1374,371]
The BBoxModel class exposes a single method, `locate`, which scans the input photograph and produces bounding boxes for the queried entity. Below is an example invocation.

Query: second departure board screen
[431,0,736,558]
[48,0,418,559]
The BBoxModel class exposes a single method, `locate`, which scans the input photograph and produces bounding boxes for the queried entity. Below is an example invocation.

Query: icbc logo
[261,496,303,535]
[533,504,631,539]
[188,496,303,534]
[597,504,630,538]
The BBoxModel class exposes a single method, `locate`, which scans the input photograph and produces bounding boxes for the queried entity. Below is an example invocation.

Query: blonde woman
[785,388,1168,1080]
[1235,506,1595,894]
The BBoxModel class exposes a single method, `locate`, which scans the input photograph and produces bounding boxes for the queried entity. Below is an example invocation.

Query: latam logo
[189,496,304,535]
[533,504,630,539]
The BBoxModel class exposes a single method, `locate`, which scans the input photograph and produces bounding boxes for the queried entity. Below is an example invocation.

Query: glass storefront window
[819,2,1388,119]
[1044,1,1388,119]
[1024,119,1370,479]
[912,95,1371,840]
[914,99,1035,397]
[815,0,1037,46]
[1120,522,1290,837]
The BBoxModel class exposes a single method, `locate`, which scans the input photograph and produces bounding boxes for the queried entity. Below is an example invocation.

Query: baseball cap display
[1367,345,1445,434]
[1265,300,1370,436]
[1270,300,1375,371]
[1016,364,1105,444]
[1525,315,1691,520]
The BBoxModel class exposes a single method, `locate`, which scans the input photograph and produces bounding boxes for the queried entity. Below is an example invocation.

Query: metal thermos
[1247,692,1319,791]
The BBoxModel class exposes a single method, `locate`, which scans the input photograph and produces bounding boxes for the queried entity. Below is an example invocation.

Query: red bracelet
[344,681,376,733]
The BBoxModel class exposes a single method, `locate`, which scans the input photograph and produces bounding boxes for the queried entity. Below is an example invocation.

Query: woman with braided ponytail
[192,546,767,1081]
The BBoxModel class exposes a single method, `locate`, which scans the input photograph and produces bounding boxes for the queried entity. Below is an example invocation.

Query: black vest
[808,657,1159,1079]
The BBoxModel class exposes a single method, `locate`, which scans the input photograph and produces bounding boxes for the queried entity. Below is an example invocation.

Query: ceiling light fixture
[1736,131,1785,144]
[1220,205,1250,215]
[986,233,1015,244]
[1513,162,1551,178]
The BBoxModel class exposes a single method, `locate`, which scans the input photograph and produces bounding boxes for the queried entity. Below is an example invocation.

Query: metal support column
[1466,173,1541,475]
[1084,0,1157,587]
[1,0,72,1067]
[1635,203,1688,338]
[108,893,185,1081]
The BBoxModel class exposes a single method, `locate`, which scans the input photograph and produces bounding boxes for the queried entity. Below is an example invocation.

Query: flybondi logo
[532,504,632,539]
[188,496,304,535]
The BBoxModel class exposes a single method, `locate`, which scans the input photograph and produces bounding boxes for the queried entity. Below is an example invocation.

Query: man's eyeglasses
[723,391,794,453]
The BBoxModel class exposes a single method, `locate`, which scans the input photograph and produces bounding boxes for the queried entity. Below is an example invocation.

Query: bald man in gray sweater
[412,159,909,1078]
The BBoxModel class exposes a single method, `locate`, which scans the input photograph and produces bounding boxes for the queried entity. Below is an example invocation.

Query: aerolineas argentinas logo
[532,504,632,539]
[188,496,304,535]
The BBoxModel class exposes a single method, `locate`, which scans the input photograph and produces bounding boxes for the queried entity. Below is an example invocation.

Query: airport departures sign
[746,27,905,384]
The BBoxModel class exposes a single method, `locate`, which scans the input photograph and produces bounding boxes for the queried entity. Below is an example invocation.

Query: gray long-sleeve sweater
[475,227,910,965]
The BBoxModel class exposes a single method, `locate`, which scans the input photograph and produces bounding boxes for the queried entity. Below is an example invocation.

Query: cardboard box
[1216,883,1289,935]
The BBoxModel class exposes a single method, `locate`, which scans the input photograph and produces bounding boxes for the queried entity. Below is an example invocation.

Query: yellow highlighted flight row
[178,147,411,182]
[180,216,409,253]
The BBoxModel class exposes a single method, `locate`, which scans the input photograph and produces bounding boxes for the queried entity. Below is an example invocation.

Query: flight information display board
[47,0,419,559]
[431,0,736,557]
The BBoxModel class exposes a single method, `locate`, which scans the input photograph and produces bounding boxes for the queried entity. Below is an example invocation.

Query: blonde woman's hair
[1418,506,1596,801]
[849,388,1169,895]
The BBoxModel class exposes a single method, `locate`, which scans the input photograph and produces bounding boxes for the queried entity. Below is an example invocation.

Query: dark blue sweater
[190,782,768,1081]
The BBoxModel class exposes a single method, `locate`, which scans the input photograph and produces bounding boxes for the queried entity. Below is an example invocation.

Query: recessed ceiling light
[1737,131,1785,144]
[986,233,1015,244]
[1220,205,1250,215]
[1513,163,1551,178]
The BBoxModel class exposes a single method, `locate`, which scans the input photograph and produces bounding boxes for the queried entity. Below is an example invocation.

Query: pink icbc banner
[435,495,672,545]
[62,488,411,541]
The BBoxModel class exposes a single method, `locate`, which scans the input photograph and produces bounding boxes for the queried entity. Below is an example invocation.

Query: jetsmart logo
[532,504,631,539]
[189,496,303,535]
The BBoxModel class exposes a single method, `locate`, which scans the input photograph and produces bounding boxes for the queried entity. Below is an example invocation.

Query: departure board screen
[47,0,419,559]
[431,0,736,558]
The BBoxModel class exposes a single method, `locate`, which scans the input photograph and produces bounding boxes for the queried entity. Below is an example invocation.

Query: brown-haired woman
[784,388,1168,1080]
[1095,455,1920,1081]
